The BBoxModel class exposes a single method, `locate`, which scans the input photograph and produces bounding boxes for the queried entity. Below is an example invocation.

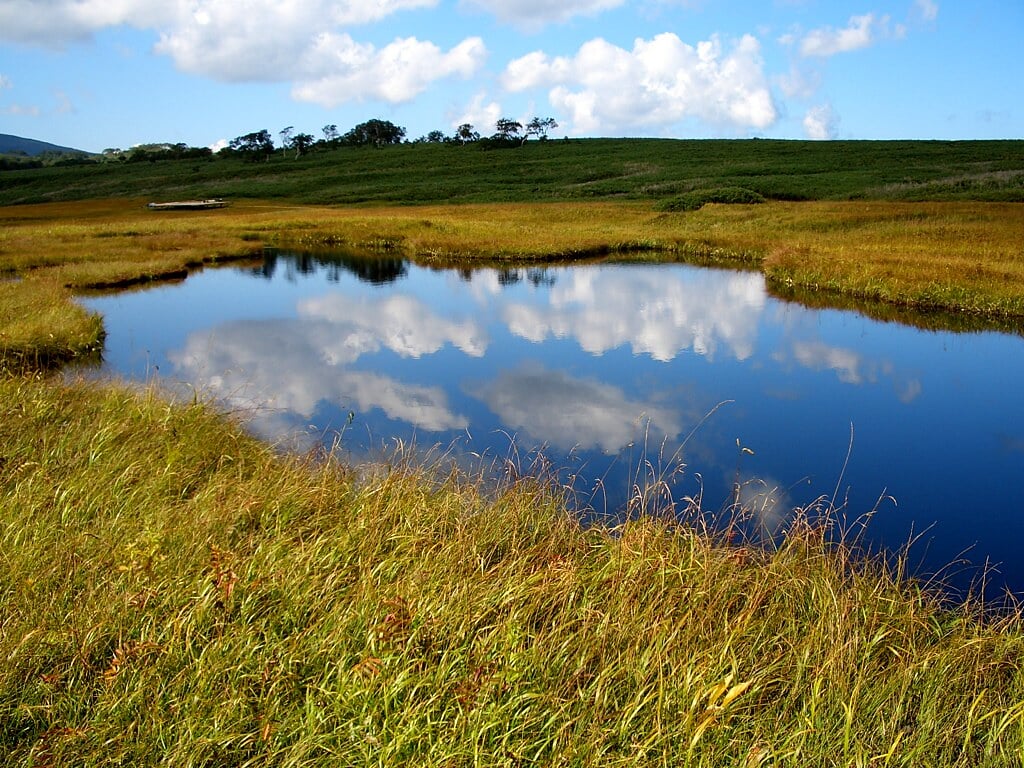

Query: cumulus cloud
[450,92,503,133]
[790,341,865,384]
[502,33,777,134]
[169,318,471,437]
[1,0,481,106]
[0,0,438,47]
[165,289,489,439]
[500,267,766,362]
[0,0,169,46]
[470,363,682,454]
[291,35,485,106]
[803,103,838,139]
[297,293,488,361]
[462,0,625,28]
[150,1,484,103]
[798,13,902,58]
[0,74,11,89]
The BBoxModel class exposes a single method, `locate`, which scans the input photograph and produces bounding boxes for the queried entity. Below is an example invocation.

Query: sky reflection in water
[80,252,1024,599]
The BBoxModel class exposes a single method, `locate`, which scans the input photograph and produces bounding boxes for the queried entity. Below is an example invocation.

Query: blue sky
[0,0,1020,153]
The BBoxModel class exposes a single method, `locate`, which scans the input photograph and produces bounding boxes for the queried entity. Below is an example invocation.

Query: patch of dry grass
[2,199,1022,370]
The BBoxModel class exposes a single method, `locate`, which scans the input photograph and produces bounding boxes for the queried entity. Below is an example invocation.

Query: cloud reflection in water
[502,266,767,361]
[469,362,683,454]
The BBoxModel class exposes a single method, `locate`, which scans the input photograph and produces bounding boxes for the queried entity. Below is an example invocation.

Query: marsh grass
[3,198,1021,374]
[3,149,1024,765]
[1,375,1023,766]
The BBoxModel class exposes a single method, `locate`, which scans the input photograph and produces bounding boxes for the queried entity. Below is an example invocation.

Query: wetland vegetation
[2,139,1024,765]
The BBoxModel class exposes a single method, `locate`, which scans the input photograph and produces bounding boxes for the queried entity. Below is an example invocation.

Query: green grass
[2,144,1024,763]
[2,138,1023,207]
[2,374,1023,766]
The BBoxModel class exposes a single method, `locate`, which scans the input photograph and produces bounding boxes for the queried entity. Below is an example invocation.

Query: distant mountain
[0,133,91,156]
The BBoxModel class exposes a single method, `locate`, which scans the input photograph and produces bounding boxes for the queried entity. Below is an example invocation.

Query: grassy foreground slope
[2,374,1023,766]
[1,138,1023,207]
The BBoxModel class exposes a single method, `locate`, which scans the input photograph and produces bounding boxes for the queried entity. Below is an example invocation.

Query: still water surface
[80,251,1024,598]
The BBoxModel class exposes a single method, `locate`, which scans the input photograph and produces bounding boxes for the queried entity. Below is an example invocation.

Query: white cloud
[168,294,479,436]
[1,0,478,106]
[470,363,682,454]
[450,92,503,133]
[775,336,916,397]
[153,2,453,82]
[790,341,864,384]
[500,267,766,362]
[803,103,838,139]
[0,0,438,47]
[798,13,900,58]
[462,0,625,28]
[152,2,485,103]
[288,35,485,106]
[914,0,938,22]
[502,33,777,134]
[0,74,11,89]
[0,0,176,47]
[298,293,488,360]
[152,1,320,82]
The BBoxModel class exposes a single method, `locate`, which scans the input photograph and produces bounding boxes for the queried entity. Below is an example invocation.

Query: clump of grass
[656,187,767,212]
[1,374,1023,766]
[0,280,104,372]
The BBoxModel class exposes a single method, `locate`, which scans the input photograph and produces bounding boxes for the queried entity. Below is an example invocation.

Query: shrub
[656,187,766,212]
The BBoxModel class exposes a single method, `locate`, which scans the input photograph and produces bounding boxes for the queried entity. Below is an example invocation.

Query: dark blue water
[79,251,1024,600]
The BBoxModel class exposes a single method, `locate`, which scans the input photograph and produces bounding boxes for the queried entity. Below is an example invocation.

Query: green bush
[657,186,767,212]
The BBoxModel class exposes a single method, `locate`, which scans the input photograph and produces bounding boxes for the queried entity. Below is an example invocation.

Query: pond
[78,250,1024,600]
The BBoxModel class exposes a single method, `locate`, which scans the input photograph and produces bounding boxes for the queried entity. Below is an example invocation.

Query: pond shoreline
[2,199,1024,764]
[3,199,1023,368]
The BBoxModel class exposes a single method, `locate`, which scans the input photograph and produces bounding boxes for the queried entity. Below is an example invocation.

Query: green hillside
[2,138,1022,207]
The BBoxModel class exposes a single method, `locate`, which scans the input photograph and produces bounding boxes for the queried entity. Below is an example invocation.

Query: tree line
[0,116,561,170]
[222,116,559,162]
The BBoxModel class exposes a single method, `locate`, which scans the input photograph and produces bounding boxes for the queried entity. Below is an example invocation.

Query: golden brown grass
[1,373,1022,766]
[3,198,1024,764]
[2,198,1023,369]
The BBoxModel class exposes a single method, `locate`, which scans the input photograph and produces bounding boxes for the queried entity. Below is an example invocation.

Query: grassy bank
[2,199,1023,370]
[2,374,1023,766]
[2,177,1024,761]
[3,189,1024,763]
[2,138,1023,208]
